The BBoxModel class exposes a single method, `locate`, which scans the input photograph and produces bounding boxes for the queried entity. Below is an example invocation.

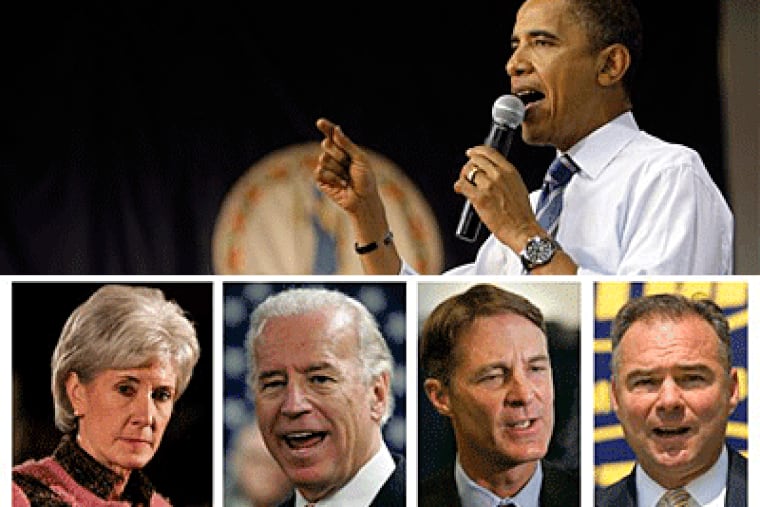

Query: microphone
[455,94,526,242]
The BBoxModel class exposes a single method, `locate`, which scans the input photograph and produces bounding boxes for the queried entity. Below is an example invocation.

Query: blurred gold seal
[212,142,443,274]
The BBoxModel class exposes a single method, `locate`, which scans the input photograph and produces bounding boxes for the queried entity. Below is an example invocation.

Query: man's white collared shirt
[635,445,729,507]
[454,457,543,507]
[401,112,733,276]
[294,443,395,507]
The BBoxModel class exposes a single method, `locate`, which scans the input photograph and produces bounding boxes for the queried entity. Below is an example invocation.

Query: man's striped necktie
[535,154,579,237]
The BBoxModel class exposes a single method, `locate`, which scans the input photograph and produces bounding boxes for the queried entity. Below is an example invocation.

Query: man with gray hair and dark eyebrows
[245,286,405,507]
[596,293,747,507]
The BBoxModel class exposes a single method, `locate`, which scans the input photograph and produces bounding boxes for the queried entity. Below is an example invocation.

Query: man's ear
[369,371,391,423]
[728,367,740,415]
[609,376,619,413]
[424,378,452,417]
[597,43,631,87]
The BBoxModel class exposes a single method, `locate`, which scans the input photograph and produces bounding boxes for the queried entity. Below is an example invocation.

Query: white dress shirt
[401,112,733,275]
[634,445,729,507]
[454,456,543,507]
[294,443,396,507]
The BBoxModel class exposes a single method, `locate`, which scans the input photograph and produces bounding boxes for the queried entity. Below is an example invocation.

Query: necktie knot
[544,155,579,189]
[535,154,580,237]
[658,487,692,507]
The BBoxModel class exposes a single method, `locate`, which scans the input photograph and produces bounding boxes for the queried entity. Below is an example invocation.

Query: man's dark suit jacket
[418,459,579,507]
[278,452,406,507]
[594,446,747,507]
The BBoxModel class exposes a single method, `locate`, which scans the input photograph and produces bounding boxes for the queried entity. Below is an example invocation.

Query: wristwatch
[519,235,561,272]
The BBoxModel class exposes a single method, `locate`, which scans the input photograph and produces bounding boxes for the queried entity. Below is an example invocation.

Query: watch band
[354,231,394,255]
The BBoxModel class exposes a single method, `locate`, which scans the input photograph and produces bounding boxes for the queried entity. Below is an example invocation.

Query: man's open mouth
[653,427,689,437]
[515,90,545,106]
[506,419,535,429]
[283,431,327,449]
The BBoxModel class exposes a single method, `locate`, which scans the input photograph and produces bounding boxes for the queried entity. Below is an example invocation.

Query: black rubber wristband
[354,231,394,255]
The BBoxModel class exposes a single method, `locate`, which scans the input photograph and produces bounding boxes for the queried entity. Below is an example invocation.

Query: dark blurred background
[12,282,213,506]
[2,1,753,275]
[417,282,580,485]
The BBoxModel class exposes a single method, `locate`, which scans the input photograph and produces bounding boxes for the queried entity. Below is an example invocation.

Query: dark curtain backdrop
[1,3,723,274]
[418,321,580,483]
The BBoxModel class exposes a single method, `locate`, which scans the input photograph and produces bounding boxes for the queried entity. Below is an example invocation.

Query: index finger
[316,118,337,140]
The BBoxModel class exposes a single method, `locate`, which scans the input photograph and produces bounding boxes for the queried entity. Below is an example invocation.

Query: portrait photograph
[12,281,213,506]
[594,280,748,506]
[417,281,580,507]
[223,281,407,506]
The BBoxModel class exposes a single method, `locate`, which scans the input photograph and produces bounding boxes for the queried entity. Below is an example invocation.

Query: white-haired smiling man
[246,287,405,507]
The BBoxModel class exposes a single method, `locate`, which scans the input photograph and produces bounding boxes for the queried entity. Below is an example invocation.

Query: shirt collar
[294,443,396,507]
[559,111,640,180]
[635,445,728,507]
[455,456,543,507]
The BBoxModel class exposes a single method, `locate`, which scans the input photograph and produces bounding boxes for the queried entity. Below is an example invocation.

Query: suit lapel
[725,448,747,507]
[539,461,579,507]
[370,453,406,507]
[595,468,637,507]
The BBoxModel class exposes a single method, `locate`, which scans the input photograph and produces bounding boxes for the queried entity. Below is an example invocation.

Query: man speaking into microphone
[314,0,733,276]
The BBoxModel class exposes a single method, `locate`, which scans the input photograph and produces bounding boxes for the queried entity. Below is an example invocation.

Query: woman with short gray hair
[13,284,201,506]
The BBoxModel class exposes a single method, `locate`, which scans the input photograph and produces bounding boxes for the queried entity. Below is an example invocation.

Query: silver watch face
[525,237,556,264]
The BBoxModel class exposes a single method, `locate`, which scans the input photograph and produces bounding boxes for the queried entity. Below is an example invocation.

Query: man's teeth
[284,431,326,448]
[508,420,532,429]
[516,90,545,105]
[655,427,688,436]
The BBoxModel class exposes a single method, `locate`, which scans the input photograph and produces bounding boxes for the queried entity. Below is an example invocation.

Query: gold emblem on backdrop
[212,142,443,275]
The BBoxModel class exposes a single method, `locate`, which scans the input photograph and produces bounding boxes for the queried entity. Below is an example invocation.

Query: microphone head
[492,94,525,129]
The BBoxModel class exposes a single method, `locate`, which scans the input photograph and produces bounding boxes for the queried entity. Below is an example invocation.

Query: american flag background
[222,281,407,505]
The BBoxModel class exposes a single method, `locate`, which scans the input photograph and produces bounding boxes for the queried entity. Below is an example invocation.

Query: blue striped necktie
[535,154,579,237]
